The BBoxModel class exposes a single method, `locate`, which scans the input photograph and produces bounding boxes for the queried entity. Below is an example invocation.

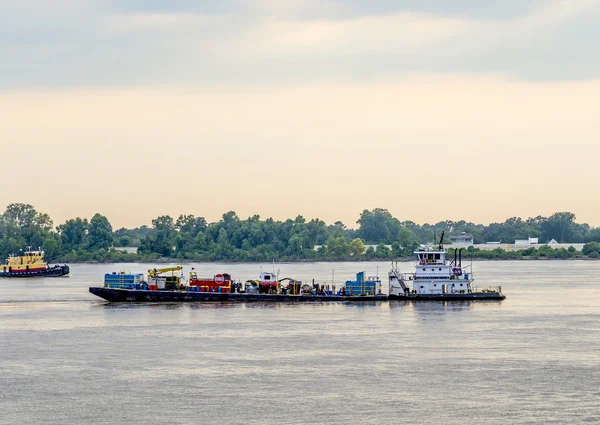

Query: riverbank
[53,255,600,264]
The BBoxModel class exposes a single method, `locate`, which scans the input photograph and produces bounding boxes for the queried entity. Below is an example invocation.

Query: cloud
[1,0,600,89]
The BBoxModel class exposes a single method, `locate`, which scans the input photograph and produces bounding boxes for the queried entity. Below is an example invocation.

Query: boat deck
[89,287,388,303]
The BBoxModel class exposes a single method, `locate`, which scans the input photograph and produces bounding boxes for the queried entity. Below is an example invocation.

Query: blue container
[344,278,377,296]
[135,284,140,290]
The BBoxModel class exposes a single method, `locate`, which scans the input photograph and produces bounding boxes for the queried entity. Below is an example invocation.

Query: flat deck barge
[89,287,388,303]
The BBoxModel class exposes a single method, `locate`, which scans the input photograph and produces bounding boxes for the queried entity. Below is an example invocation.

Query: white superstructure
[389,243,474,296]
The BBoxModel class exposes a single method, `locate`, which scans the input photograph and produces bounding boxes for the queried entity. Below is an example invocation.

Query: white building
[450,232,474,246]
[514,237,539,245]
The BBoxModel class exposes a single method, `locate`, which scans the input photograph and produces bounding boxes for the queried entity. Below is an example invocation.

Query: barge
[89,287,387,303]
[89,270,387,303]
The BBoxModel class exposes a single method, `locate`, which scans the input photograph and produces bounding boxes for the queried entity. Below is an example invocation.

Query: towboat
[0,247,69,278]
[388,234,505,301]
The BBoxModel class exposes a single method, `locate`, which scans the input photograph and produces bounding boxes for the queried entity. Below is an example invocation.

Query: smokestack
[454,248,457,265]
[459,248,463,267]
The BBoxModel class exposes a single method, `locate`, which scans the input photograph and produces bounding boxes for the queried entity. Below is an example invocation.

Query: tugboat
[0,247,69,278]
[388,233,504,301]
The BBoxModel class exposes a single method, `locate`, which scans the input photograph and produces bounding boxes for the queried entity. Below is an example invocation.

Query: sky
[1,0,600,229]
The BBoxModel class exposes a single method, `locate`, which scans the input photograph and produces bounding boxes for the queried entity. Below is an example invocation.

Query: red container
[189,273,231,293]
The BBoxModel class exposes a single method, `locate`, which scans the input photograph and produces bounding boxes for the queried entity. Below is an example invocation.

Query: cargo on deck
[344,272,381,296]
[104,272,145,289]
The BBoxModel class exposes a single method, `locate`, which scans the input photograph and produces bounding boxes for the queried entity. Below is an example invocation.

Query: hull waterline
[89,287,388,303]
[0,265,70,278]
[389,292,505,301]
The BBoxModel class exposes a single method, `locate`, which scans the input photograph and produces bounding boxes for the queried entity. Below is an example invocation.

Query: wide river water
[1,260,599,424]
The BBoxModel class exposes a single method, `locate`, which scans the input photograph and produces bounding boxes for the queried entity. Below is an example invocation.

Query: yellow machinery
[148,266,183,278]
[148,266,183,290]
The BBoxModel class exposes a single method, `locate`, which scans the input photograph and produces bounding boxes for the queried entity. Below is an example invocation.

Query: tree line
[0,204,599,263]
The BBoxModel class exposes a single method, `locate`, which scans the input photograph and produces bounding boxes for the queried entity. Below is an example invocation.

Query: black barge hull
[389,292,505,301]
[0,265,70,278]
[89,287,387,303]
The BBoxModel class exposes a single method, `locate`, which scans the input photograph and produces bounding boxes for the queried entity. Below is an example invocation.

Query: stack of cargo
[104,272,145,290]
[344,272,380,296]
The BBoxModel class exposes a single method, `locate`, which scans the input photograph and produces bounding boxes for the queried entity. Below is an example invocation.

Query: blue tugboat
[388,233,505,301]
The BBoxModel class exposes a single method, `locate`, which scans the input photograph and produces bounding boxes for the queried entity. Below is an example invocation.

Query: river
[1,260,599,424]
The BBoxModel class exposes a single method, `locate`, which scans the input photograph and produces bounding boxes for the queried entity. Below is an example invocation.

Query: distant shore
[56,256,599,265]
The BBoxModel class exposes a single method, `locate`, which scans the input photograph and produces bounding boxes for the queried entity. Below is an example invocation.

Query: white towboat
[388,233,505,301]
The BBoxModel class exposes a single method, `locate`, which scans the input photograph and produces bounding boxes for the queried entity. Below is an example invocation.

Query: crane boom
[148,266,183,277]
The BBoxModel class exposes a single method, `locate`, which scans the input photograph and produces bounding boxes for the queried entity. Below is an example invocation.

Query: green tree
[375,243,391,259]
[88,214,114,250]
[364,245,376,259]
[323,236,351,258]
[175,214,207,237]
[396,227,419,255]
[582,242,600,256]
[349,238,366,257]
[42,234,61,259]
[3,203,38,228]
[0,204,57,257]
[357,208,401,244]
[541,212,576,243]
[138,216,175,256]
[286,234,304,256]
[537,245,554,257]
[211,228,234,259]
[57,218,89,251]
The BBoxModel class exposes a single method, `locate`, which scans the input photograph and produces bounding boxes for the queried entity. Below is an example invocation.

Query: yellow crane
[148,266,183,278]
[148,266,184,290]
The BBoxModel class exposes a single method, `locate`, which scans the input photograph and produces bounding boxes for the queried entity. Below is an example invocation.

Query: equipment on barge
[148,266,183,290]
[0,247,69,278]
[89,269,387,303]
[189,271,232,293]
[104,272,144,289]
[388,232,505,301]
[344,272,381,296]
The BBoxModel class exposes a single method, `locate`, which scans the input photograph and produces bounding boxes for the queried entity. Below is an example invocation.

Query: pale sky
[2,0,600,228]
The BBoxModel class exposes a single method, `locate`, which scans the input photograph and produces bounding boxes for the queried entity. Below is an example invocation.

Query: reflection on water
[389,299,475,311]
[1,260,600,425]
[97,300,392,311]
